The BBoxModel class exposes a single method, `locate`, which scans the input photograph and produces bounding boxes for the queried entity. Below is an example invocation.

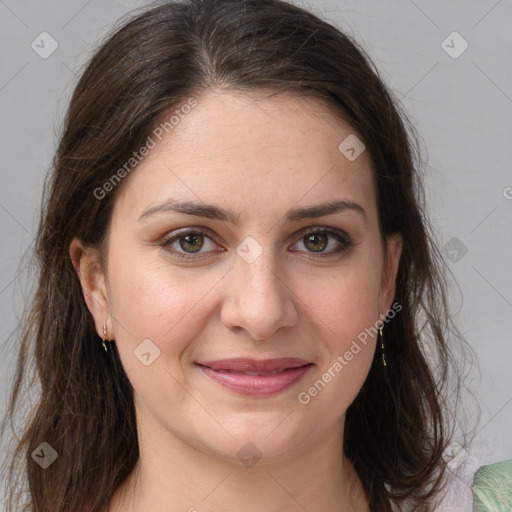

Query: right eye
[161,228,223,259]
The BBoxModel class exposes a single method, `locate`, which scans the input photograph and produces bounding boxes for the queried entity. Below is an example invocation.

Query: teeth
[245,370,278,376]
[221,369,286,375]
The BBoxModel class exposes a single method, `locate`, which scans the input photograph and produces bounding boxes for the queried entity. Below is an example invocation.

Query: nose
[220,248,299,341]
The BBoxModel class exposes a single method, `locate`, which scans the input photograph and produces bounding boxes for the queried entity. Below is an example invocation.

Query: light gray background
[1,0,511,479]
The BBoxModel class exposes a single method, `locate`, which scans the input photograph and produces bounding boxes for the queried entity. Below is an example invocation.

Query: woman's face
[75,90,402,464]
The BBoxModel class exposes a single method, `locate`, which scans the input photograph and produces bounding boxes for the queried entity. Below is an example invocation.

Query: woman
[1,0,474,510]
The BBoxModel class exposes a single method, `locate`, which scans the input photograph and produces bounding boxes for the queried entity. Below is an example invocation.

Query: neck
[108,402,369,512]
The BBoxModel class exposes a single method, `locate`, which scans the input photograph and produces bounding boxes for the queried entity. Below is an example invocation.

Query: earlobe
[69,237,111,338]
[379,233,403,315]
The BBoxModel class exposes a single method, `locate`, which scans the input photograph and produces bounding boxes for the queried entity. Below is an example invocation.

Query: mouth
[195,358,313,396]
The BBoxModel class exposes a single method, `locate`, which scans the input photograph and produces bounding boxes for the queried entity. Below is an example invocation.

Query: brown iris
[179,233,204,253]
[303,233,328,252]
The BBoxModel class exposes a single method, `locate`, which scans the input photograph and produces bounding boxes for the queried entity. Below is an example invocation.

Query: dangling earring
[102,323,108,352]
[379,325,387,367]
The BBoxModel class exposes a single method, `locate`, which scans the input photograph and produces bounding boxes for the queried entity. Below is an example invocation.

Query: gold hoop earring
[379,325,387,367]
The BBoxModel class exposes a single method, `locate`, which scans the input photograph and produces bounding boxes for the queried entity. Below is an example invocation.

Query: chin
[193,414,313,466]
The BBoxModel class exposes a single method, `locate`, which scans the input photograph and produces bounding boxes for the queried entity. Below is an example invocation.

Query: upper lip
[197,358,311,372]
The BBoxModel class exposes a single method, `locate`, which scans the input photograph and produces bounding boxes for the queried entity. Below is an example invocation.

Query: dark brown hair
[1,0,473,510]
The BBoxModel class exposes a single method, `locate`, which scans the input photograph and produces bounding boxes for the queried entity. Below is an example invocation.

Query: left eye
[289,229,352,256]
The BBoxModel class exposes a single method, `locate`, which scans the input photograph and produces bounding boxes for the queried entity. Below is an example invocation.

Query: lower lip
[198,364,313,397]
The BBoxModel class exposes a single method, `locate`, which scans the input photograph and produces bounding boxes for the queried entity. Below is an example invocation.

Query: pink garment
[432,444,479,512]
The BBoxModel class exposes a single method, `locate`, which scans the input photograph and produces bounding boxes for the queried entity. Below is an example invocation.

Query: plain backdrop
[1,0,511,493]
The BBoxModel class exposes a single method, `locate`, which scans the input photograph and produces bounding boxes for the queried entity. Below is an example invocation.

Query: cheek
[298,256,382,347]
[291,257,381,407]
[106,251,217,373]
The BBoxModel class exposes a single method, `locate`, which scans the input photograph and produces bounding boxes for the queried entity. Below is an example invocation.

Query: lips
[196,358,313,397]
[197,358,310,373]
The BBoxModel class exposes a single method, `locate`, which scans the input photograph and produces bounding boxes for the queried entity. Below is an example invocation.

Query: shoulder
[430,445,479,512]
[434,468,474,511]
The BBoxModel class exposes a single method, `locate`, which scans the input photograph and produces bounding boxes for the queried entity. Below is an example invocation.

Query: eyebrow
[138,198,367,225]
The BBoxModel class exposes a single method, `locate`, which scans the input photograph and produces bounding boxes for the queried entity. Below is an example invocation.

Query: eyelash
[160,227,353,261]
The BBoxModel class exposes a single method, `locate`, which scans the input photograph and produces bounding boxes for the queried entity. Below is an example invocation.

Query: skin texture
[70,90,402,512]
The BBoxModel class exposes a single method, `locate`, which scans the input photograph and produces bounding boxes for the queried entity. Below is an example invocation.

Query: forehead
[113,90,377,227]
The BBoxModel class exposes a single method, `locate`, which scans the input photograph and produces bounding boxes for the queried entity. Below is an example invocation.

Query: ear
[378,232,403,317]
[69,237,112,339]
